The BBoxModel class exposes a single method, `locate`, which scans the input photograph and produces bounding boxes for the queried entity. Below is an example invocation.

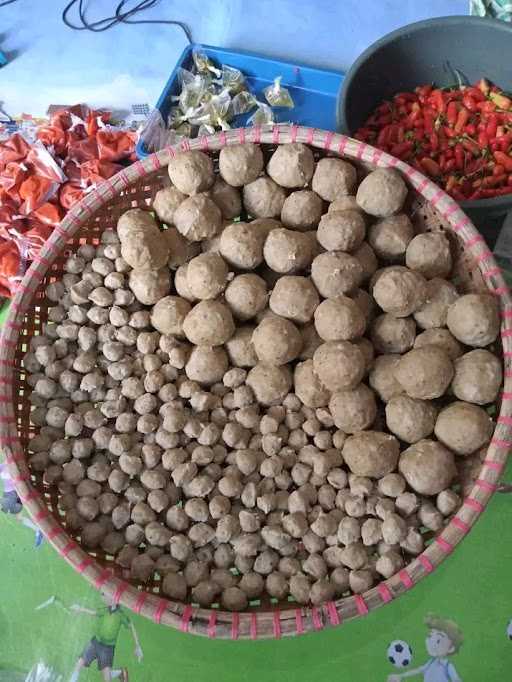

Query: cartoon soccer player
[68,592,143,682]
[1,460,43,546]
[388,614,463,682]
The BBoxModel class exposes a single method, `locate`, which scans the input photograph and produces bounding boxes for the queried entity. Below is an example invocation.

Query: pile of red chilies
[355,79,512,201]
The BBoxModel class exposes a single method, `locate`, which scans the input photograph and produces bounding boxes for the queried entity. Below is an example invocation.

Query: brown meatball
[385,395,437,444]
[451,349,502,405]
[312,158,357,201]
[311,251,364,297]
[434,401,493,455]
[371,314,416,354]
[182,301,235,346]
[413,328,463,360]
[399,440,457,495]
[368,354,404,402]
[356,168,407,217]
[329,384,377,433]
[269,276,319,324]
[243,176,286,218]
[246,364,293,405]
[281,190,324,231]
[313,341,366,392]
[406,232,452,279]
[394,346,453,399]
[446,294,500,347]
[317,210,365,252]
[372,266,427,317]
[343,431,400,478]
[368,214,414,261]
[252,316,303,366]
[314,296,366,342]
[219,144,264,186]
[168,150,214,195]
[267,143,315,188]
[413,278,459,330]
[174,194,223,242]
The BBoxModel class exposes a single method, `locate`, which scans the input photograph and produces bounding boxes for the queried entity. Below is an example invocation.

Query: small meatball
[117,208,158,241]
[186,253,228,300]
[395,346,453,399]
[373,266,427,317]
[183,300,234,346]
[437,489,461,516]
[356,168,407,217]
[414,328,463,360]
[371,314,416,354]
[185,346,229,385]
[451,349,502,405]
[221,586,248,611]
[434,401,493,455]
[167,150,214,195]
[153,185,186,224]
[174,194,222,242]
[312,157,357,201]
[263,228,313,274]
[368,213,414,262]
[385,395,437,444]
[413,277,459,331]
[246,364,292,406]
[225,274,268,321]
[219,221,265,270]
[343,431,400,478]
[378,473,406,498]
[243,176,286,219]
[311,251,364,297]
[329,384,377,433]
[294,359,330,408]
[447,294,500,347]
[267,143,315,188]
[281,190,323,231]
[313,341,365,392]
[376,550,404,579]
[269,276,319,324]
[399,439,457,495]
[129,268,170,305]
[219,144,264,186]
[225,326,258,368]
[252,316,302,366]
[317,210,365,252]
[314,296,366,342]
[209,178,242,219]
[150,296,191,337]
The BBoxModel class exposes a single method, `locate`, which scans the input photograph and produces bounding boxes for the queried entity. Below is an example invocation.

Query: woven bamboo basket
[0,124,510,640]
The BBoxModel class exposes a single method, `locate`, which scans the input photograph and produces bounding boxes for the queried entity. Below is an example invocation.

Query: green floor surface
[1,463,511,681]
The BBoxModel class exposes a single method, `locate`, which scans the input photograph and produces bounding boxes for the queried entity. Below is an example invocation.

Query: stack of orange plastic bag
[0,105,136,298]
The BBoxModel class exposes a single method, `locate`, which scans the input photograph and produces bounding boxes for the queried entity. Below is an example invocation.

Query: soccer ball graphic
[387,640,413,668]
[507,619,512,640]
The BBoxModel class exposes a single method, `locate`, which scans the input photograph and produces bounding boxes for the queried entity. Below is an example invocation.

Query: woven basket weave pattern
[0,124,510,639]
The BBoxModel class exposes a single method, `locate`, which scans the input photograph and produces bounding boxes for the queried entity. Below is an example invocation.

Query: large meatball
[129,269,170,305]
[446,294,500,347]
[168,150,214,195]
[152,186,186,225]
[368,354,404,403]
[312,158,357,201]
[368,214,414,262]
[372,266,427,317]
[294,360,330,408]
[225,274,268,321]
[220,221,266,270]
[343,431,400,478]
[281,190,323,231]
[243,177,287,218]
[314,296,366,342]
[385,395,437,444]
[263,229,314,274]
[182,301,235,346]
[174,194,223,242]
[394,346,453,400]
[186,253,229,300]
[371,314,416,354]
[219,144,264,186]
[413,328,463,360]
[313,341,366,392]
[434,401,493,455]
[150,296,191,336]
[246,364,293,405]
[267,143,315,188]
[209,178,242,219]
[252,316,302,366]
[406,232,452,279]
[317,210,366,252]
[329,384,377,433]
[356,168,407,217]
[311,251,364,297]
[451,349,502,405]
[399,440,457,495]
[269,276,319,324]
[414,278,459,329]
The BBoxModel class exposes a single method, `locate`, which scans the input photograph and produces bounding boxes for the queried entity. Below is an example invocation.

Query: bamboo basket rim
[0,124,510,639]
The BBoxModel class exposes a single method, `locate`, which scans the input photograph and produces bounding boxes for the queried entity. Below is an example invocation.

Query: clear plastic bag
[264,76,295,108]
[248,102,275,126]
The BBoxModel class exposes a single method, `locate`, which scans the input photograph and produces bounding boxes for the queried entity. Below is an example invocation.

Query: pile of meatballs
[23,142,502,611]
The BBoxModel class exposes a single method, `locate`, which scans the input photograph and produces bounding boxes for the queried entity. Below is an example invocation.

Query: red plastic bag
[26,141,67,184]
[59,182,85,209]
[0,133,31,163]
[36,125,68,156]
[0,239,22,279]
[19,175,58,214]
[96,129,137,162]
[67,136,99,163]
[34,201,63,226]
[80,159,122,186]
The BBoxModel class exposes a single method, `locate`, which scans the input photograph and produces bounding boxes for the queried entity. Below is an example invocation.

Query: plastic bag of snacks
[0,105,136,298]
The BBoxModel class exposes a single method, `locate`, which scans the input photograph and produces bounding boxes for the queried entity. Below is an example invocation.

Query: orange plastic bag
[96,129,137,162]
[80,159,122,185]
[36,125,68,156]
[19,175,58,214]
[0,133,31,163]
[34,201,63,226]
[59,182,85,209]
[67,136,99,163]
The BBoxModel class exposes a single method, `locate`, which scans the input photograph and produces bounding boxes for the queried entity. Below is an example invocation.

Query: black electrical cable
[62,0,192,43]
[0,0,20,7]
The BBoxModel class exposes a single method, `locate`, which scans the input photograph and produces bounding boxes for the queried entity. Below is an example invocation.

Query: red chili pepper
[431,89,446,114]
[444,158,456,173]
[397,126,405,143]
[454,144,465,169]
[390,141,413,157]
[454,107,469,134]
[493,163,505,176]
[420,157,441,176]
[430,132,439,151]
[493,150,512,172]
[377,126,390,146]
[477,100,496,114]
[446,101,458,126]
[466,86,486,102]
[486,114,498,139]
[462,93,477,111]
[462,138,480,156]
[477,131,489,147]
[465,123,476,136]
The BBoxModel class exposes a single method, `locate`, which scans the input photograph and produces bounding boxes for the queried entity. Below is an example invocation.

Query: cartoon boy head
[424,614,463,658]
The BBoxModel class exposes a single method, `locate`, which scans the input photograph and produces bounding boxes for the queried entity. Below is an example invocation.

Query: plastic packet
[193,49,222,78]
[26,140,67,183]
[189,89,232,130]
[139,109,170,153]
[0,133,31,162]
[36,125,68,156]
[59,181,85,209]
[177,72,212,111]
[264,76,294,108]
[167,106,189,129]
[67,136,99,163]
[80,159,123,186]
[96,128,136,162]
[33,201,63,226]
[19,175,59,214]
[221,64,246,94]
[198,124,216,136]
[230,90,258,116]
[248,102,275,126]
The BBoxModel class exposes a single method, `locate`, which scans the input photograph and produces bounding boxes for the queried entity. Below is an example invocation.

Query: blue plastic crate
[136,43,344,158]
